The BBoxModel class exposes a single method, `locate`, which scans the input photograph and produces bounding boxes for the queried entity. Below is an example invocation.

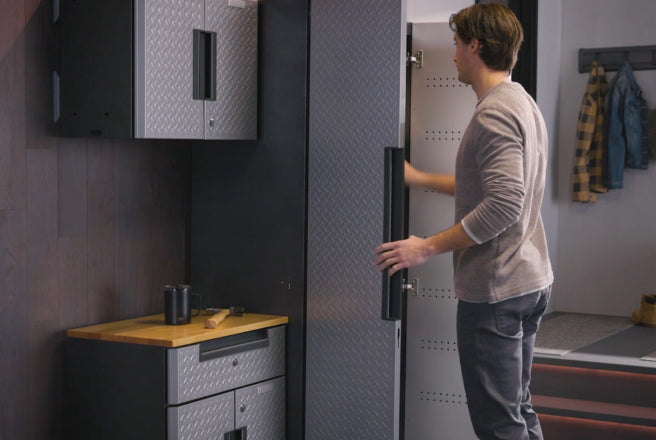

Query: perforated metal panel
[404,22,477,440]
[306,1,406,439]
[168,391,234,440]
[167,326,285,405]
[235,377,286,440]
[135,0,205,138]
[205,0,258,140]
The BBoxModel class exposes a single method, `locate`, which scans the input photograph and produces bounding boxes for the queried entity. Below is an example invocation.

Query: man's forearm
[374,222,476,276]
[405,162,455,195]
[425,222,476,256]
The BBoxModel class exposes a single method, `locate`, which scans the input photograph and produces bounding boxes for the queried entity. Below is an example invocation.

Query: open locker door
[404,22,478,439]
[306,1,407,439]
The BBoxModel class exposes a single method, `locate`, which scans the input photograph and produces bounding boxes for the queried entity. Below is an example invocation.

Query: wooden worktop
[67,313,289,348]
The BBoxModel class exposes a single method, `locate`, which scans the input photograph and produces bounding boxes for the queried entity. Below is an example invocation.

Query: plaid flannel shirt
[572,61,608,202]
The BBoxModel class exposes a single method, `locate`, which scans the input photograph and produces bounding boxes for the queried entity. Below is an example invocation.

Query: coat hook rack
[578,45,656,73]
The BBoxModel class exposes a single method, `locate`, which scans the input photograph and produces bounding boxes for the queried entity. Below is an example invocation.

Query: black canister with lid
[164,284,199,325]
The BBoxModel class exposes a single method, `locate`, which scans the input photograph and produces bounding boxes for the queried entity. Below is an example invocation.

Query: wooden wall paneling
[57,138,88,236]
[27,318,61,440]
[0,1,28,439]
[149,140,190,314]
[115,140,156,318]
[0,210,28,440]
[26,146,59,319]
[57,138,89,329]
[0,0,27,212]
[25,2,61,439]
[87,139,117,324]
[58,235,88,330]
[26,146,59,439]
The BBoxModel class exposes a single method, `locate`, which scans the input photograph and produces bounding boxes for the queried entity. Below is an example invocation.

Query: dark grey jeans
[457,286,551,440]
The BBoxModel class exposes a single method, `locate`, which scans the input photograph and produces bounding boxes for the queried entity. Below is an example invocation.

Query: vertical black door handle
[193,29,217,101]
[381,146,405,321]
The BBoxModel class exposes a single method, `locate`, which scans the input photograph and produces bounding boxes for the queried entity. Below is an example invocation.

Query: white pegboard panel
[421,129,465,142]
[404,22,477,439]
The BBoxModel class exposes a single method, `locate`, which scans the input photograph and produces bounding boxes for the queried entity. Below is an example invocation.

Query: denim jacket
[604,61,649,189]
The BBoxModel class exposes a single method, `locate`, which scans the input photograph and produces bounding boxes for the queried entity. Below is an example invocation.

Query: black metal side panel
[189,1,308,439]
[59,0,133,138]
[63,338,167,440]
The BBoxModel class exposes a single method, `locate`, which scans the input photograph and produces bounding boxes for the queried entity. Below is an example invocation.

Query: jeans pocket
[493,298,522,337]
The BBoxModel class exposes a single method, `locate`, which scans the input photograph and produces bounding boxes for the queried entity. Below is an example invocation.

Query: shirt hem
[455,278,554,304]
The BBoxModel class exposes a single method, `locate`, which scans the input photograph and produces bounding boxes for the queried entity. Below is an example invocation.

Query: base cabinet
[64,325,286,440]
[169,376,285,440]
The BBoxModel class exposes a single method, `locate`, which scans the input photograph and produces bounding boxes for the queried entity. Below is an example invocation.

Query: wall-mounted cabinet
[58,0,258,140]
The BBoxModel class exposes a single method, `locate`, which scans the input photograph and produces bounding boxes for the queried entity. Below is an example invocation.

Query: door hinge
[406,50,423,68]
[403,278,418,295]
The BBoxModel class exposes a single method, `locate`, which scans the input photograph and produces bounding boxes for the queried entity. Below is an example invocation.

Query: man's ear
[470,38,481,54]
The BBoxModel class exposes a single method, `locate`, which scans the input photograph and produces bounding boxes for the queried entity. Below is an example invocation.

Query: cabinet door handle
[381,146,405,321]
[193,29,217,101]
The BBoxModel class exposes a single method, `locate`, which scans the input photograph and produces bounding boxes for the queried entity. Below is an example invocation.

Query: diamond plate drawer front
[167,326,285,405]
[168,391,234,440]
[235,377,285,440]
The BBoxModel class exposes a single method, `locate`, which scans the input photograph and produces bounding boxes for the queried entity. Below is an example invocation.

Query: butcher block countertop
[67,313,289,348]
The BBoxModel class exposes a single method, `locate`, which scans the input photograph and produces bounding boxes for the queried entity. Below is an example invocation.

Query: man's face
[453,33,473,85]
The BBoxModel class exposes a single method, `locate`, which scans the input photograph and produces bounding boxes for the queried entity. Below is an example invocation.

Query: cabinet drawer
[168,391,234,440]
[167,326,285,404]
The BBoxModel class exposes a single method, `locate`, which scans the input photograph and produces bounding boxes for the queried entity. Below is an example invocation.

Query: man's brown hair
[449,3,524,73]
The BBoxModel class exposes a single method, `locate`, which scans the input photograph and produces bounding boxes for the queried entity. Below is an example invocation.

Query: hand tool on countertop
[205,306,245,328]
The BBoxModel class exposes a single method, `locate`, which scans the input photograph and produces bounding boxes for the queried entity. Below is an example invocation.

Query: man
[374,4,553,440]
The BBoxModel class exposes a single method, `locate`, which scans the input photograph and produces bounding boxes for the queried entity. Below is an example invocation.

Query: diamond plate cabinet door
[204,0,258,140]
[135,0,205,138]
[235,377,286,440]
[58,0,258,139]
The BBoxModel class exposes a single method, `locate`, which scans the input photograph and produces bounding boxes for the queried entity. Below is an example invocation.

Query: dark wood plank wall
[0,2,191,439]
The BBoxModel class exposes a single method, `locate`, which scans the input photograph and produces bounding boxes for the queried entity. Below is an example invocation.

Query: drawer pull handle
[198,329,269,362]
[232,359,239,366]
[240,404,246,413]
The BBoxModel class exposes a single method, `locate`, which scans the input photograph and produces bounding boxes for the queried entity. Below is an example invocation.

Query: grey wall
[554,0,656,316]
[537,0,562,313]
[0,2,190,439]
